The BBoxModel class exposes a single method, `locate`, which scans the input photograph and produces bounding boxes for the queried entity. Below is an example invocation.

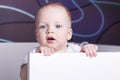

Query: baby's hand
[36,46,55,56]
[81,44,98,58]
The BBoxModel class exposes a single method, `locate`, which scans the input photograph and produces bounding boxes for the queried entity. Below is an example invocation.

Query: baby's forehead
[35,3,71,26]
[37,4,71,18]
[39,5,66,14]
[41,3,65,10]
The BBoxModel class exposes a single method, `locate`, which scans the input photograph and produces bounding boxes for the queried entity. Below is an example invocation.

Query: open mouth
[47,37,55,40]
[47,37,56,43]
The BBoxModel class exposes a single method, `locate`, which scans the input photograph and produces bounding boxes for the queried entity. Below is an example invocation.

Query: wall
[0,0,120,45]
[0,43,120,80]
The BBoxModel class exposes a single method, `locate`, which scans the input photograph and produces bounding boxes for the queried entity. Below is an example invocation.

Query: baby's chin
[47,44,66,52]
[46,44,56,48]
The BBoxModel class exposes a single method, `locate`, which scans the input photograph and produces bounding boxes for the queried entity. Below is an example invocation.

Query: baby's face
[35,6,72,52]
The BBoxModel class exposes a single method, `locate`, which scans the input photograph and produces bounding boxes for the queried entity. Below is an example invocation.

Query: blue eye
[39,25,47,29]
[55,24,62,28]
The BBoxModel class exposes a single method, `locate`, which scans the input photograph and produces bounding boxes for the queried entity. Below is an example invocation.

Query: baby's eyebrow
[37,23,47,26]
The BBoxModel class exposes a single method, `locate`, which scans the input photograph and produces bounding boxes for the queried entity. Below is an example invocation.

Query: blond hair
[35,2,72,27]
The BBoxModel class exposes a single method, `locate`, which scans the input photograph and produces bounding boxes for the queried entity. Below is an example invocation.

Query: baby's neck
[55,45,68,53]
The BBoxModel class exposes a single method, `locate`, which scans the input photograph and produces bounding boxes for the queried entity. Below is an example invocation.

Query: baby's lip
[47,37,56,40]
[47,37,56,44]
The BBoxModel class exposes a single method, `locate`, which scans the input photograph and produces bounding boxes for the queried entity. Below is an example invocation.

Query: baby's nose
[47,31,54,34]
[47,27,54,34]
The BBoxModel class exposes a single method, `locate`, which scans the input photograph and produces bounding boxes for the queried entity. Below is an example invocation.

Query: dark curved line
[96,20,120,43]
[0,38,14,43]
[94,1,120,7]
[0,21,35,43]
[81,3,92,8]
[36,0,43,7]
[0,21,35,26]
[69,2,92,10]
[36,0,92,11]
[69,3,92,11]
[0,5,35,19]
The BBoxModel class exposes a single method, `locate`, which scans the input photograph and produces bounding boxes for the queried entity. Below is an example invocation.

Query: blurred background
[0,1,120,80]
[0,0,120,45]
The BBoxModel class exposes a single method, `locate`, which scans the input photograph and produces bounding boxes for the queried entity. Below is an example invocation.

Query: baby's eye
[39,25,47,29]
[55,24,62,28]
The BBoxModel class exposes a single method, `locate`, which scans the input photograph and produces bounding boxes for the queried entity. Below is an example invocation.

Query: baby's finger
[44,48,51,56]
[83,45,95,58]
[83,47,89,57]
[36,48,41,53]
[90,45,98,57]
[86,48,93,58]
[50,48,55,54]
[90,46,97,57]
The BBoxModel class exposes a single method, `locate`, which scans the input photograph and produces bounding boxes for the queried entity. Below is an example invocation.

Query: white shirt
[23,42,88,64]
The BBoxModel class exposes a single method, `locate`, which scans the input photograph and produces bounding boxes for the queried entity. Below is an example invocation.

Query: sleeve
[67,41,89,52]
[67,42,81,52]
[22,47,38,64]
[78,41,89,47]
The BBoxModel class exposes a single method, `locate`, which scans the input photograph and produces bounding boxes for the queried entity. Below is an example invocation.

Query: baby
[20,2,98,80]
[34,2,98,56]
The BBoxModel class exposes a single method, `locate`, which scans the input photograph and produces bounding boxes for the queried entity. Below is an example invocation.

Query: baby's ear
[35,31,39,42]
[67,28,72,40]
